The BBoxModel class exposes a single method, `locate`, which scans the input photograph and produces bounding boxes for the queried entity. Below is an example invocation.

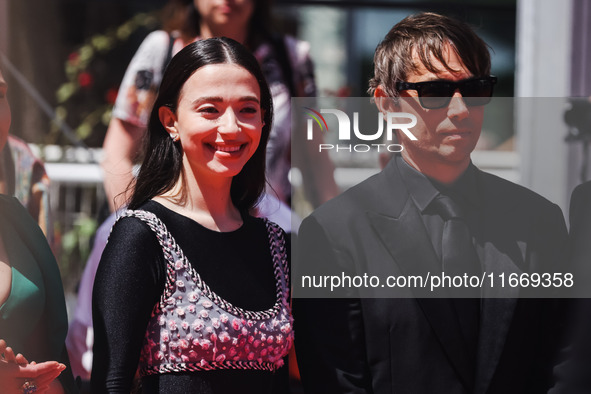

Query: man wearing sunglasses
[294,12,567,394]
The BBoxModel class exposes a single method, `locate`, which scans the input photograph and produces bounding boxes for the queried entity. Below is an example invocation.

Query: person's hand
[0,339,66,393]
[0,339,28,365]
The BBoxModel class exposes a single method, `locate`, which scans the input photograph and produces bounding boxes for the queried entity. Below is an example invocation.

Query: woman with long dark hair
[101,0,338,224]
[91,37,292,394]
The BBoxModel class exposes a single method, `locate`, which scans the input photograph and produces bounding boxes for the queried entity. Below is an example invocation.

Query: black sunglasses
[395,76,497,109]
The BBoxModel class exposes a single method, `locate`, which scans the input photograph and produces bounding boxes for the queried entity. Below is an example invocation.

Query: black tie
[434,194,481,360]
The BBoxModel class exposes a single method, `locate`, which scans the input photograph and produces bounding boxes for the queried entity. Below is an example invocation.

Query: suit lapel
[366,164,476,392]
[367,200,440,297]
[474,244,521,394]
[473,171,522,394]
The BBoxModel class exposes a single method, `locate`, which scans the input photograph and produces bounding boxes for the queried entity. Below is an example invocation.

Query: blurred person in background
[550,181,591,393]
[0,67,77,393]
[0,135,52,241]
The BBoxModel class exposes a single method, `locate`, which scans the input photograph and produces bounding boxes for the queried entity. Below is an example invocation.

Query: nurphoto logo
[304,107,418,153]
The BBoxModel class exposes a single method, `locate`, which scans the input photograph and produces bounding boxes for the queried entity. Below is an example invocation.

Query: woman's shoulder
[109,214,154,245]
[139,30,171,49]
[0,194,42,232]
[99,207,168,285]
[0,194,22,209]
[126,30,172,69]
[109,205,166,245]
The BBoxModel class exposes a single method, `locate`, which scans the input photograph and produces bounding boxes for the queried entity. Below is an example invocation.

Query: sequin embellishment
[116,210,293,376]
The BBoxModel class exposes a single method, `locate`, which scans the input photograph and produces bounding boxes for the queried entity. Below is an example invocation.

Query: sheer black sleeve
[91,217,166,393]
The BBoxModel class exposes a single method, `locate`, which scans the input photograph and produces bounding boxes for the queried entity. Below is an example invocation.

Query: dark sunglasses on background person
[395,75,497,109]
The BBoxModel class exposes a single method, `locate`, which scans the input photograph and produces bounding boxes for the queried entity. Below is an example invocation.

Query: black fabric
[91,200,285,393]
[162,34,175,73]
[401,157,483,380]
[395,155,442,257]
[550,181,591,393]
[433,194,481,366]
[433,193,482,284]
[399,157,482,367]
[396,155,484,261]
[140,369,282,394]
[269,34,296,98]
[294,155,568,394]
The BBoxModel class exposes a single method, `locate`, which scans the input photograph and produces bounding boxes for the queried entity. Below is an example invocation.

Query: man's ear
[159,106,178,137]
[374,85,399,114]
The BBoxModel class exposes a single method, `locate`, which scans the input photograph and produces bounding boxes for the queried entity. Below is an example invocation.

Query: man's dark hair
[368,12,491,97]
[128,37,273,212]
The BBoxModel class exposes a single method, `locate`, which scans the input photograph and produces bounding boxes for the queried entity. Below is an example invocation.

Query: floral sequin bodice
[118,210,293,376]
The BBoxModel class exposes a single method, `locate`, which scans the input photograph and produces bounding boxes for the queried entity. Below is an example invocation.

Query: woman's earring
[170,133,180,142]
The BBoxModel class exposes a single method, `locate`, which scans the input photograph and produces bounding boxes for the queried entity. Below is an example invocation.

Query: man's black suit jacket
[549,180,591,393]
[294,157,568,394]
